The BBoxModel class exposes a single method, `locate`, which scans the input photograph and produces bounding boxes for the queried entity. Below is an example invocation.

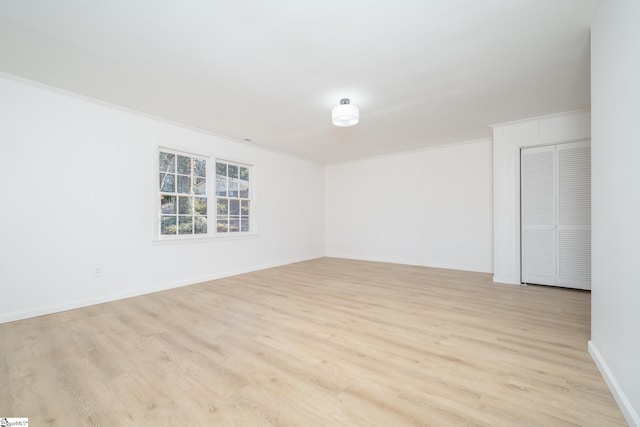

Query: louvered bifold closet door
[557,141,591,289]
[521,145,556,286]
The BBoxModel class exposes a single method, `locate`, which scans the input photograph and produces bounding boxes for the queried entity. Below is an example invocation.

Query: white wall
[325,138,493,273]
[590,0,640,424]
[0,75,325,323]
[492,110,591,284]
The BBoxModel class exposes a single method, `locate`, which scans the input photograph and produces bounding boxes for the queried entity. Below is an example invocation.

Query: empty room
[0,0,638,426]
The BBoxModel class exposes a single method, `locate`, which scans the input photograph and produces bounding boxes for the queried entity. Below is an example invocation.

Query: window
[158,149,209,236]
[156,149,253,239]
[216,160,251,233]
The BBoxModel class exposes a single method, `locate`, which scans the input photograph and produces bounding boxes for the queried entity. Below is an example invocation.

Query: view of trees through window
[216,161,250,233]
[157,149,252,237]
[159,150,208,236]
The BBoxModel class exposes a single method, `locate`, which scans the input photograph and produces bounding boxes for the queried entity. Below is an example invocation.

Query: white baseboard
[0,255,322,324]
[492,275,521,285]
[588,340,639,426]
[326,254,493,274]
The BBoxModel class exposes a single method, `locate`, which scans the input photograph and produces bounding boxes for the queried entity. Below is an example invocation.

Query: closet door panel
[521,146,556,286]
[557,141,591,289]
[522,228,556,284]
[559,143,591,226]
[558,229,591,289]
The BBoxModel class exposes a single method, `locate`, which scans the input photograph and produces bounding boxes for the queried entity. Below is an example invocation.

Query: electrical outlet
[93,266,103,278]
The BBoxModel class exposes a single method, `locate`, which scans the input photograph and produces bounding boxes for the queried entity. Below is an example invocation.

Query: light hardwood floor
[0,258,626,426]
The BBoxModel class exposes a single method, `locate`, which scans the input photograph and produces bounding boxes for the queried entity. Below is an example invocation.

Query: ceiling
[0,0,599,163]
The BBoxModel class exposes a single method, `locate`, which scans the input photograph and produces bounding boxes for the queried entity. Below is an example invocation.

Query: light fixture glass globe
[332,101,359,127]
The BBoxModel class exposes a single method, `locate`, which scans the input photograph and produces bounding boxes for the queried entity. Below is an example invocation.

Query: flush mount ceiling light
[332,98,359,127]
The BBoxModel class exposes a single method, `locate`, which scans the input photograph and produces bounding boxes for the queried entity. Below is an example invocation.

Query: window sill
[152,232,259,245]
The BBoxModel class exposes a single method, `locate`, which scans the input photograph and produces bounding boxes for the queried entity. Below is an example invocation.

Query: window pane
[228,179,239,197]
[194,158,206,177]
[178,216,193,234]
[214,162,251,235]
[217,217,229,232]
[159,173,175,192]
[216,179,227,197]
[178,196,192,215]
[161,195,176,214]
[177,155,192,175]
[194,177,206,195]
[229,199,240,215]
[239,167,249,181]
[217,198,228,215]
[159,150,212,238]
[161,216,177,235]
[239,181,249,198]
[177,175,191,194]
[194,216,207,234]
[228,164,238,179]
[159,152,175,173]
[195,197,207,215]
[216,162,227,177]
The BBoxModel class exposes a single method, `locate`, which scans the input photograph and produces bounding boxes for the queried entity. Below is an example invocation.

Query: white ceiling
[0,0,598,163]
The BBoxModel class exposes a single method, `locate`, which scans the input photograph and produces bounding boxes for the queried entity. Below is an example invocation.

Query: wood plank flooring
[0,257,626,426]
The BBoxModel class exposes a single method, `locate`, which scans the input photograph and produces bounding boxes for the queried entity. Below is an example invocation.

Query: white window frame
[155,147,213,240]
[215,159,254,235]
[153,146,257,242]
